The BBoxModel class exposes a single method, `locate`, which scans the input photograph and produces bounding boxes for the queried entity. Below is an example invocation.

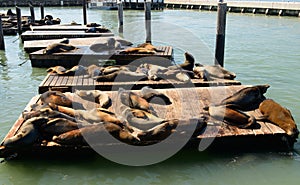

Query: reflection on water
[0,7,299,185]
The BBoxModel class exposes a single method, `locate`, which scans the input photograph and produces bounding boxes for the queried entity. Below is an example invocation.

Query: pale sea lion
[87,64,102,78]
[259,99,299,139]
[120,43,160,54]
[46,66,66,75]
[64,65,87,76]
[3,117,49,148]
[43,43,77,55]
[219,84,270,111]
[207,105,256,129]
[193,64,236,80]
[75,90,111,108]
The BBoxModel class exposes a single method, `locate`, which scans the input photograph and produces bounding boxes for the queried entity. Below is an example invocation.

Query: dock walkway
[165,0,300,16]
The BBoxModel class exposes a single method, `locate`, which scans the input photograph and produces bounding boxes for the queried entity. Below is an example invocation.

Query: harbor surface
[0,6,300,185]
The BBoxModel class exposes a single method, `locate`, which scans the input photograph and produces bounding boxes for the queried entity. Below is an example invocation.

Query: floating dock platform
[165,0,300,17]
[29,46,173,68]
[0,85,294,158]
[38,73,241,93]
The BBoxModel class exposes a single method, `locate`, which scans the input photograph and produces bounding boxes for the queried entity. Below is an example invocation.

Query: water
[1,6,300,184]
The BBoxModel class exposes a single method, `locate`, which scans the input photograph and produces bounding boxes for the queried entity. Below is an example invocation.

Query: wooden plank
[265,122,285,134]
[49,75,59,87]
[42,74,54,87]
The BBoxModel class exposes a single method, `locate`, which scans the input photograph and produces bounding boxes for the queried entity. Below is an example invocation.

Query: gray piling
[214,1,227,67]
[0,16,5,50]
[16,7,22,35]
[144,0,152,43]
[83,0,87,25]
[40,3,45,20]
[29,4,35,23]
[118,0,124,33]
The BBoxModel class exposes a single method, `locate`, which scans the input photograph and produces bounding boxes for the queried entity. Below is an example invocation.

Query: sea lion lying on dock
[41,118,80,137]
[120,91,151,113]
[40,91,84,109]
[193,64,236,80]
[43,43,77,55]
[141,86,172,105]
[168,52,195,71]
[259,99,299,139]
[75,90,111,108]
[218,84,270,111]
[3,117,49,148]
[120,43,162,54]
[207,105,256,129]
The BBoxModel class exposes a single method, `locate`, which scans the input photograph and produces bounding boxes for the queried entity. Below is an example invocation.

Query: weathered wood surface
[38,73,241,93]
[0,86,291,157]
[21,31,114,42]
[24,37,131,53]
[29,24,103,31]
[29,46,174,68]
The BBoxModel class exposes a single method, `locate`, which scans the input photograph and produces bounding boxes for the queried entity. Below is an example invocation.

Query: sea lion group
[3,87,190,148]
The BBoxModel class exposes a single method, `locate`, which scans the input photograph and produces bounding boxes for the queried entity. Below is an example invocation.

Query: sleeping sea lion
[3,117,49,148]
[120,91,151,112]
[41,118,80,136]
[120,43,160,54]
[219,84,270,111]
[141,86,172,105]
[93,70,147,82]
[64,65,87,76]
[193,64,236,80]
[43,43,77,55]
[87,64,102,78]
[207,105,256,128]
[46,66,67,75]
[259,99,299,139]
[40,91,73,107]
[75,90,111,108]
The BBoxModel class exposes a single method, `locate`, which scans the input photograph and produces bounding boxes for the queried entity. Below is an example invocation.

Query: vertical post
[29,4,35,23]
[40,3,45,20]
[83,0,87,25]
[214,0,227,67]
[0,16,5,50]
[144,0,151,43]
[16,7,22,35]
[118,0,124,33]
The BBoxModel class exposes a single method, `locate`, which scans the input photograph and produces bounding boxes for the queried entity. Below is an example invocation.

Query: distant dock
[164,0,300,17]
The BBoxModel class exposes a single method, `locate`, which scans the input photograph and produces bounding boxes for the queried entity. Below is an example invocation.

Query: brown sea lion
[208,105,256,128]
[43,43,77,55]
[193,64,236,80]
[75,90,111,108]
[120,91,151,112]
[141,86,172,105]
[259,99,299,139]
[40,91,73,107]
[137,119,178,144]
[3,117,49,148]
[168,52,195,71]
[219,84,270,111]
[120,43,161,54]
[93,70,147,82]
[64,65,87,76]
[46,66,66,75]
[41,118,80,136]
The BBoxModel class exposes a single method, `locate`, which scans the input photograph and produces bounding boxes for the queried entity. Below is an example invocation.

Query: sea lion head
[40,91,73,107]
[257,84,270,94]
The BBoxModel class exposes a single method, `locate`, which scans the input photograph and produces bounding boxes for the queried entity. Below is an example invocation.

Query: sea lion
[40,91,73,108]
[137,119,178,144]
[207,105,256,128]
[93,70,147,82]
[86,64,102,78]
[141,86,172,105]
[168,52,195,71]
[75,90,111,108]
[259,99,299,139]
[46,66,67,75]
[53,123,139,145]
[219,84,270,111]
[3,117,49,148]
[64,65,87,76]
[89,38,122,52]
[43,43,77,55]
[41,118,80,136]
[120,91,151,112]
[120,43,161,54]
[193,64,236,80]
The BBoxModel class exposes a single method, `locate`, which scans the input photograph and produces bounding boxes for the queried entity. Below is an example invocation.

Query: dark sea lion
[208,105,256,128]
[193,64,236,80]
[141,86,172,105]
[40,91,73,107]
[259,99,299,139]
[75,90,111,108]
[41,118,80,136]
[86,23,101,27]
[93,70,147,82]
[46,66,67,75]
[43,43,77,55]
[137,119,178,144]
[64,65,87,76]
[219,84,270,111]
[58,38,69,44]
[3,117,49,148]
[168,52,195,71]
[120,91,151,112]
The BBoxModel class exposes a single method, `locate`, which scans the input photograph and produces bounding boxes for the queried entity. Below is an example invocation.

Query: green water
[0,7,300,184]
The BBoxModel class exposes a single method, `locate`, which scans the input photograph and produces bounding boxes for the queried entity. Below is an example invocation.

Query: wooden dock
[29,24,104,32]
[165,0,300,17]
[0,85,293,158]
[23,37,133,53]
[38,73,241,93]
[29,46,174,68]
[21,31,114,42]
